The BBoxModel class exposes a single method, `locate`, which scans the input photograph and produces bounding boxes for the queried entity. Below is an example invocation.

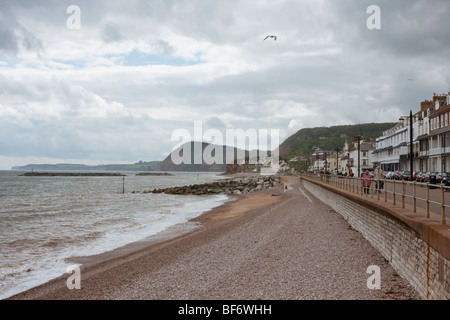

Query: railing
[424,147,450,155]
[429,148,442,156]
[303,173,448,225]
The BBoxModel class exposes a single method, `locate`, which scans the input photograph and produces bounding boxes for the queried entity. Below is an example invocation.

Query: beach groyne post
[123,177,125,194]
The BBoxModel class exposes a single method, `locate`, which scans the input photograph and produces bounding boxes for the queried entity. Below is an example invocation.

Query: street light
[399,112,414,180]
[409,110,414,180]
[354,135,362,177]
[336,147,339,174]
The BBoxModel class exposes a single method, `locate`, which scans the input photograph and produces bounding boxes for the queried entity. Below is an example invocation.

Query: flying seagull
[263,35,277,41]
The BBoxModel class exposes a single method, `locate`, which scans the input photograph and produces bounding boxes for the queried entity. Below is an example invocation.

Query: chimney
[420,100,433,112]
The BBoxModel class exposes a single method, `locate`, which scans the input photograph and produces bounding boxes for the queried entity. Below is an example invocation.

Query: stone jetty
[142,175,281,196]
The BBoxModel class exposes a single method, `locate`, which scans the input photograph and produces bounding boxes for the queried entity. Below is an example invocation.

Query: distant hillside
[12,161,161,172]
[156,141,255,172]
[279,122,396,159]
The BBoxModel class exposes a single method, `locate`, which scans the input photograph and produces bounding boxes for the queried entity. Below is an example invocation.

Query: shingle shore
[7,176,420,300]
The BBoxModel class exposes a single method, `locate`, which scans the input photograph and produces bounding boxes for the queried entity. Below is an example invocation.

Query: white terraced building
[372,91,450,173]
[372,117,412,172]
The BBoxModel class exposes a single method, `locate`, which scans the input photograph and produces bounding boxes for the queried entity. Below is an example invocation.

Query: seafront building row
[373,91,450,174]
[294,91,450,176]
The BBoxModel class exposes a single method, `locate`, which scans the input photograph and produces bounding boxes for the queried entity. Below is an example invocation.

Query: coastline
[6,175,420,300]
[6,179,283,300]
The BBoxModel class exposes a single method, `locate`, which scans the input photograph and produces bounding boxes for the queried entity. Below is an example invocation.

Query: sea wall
[302,177,450,300]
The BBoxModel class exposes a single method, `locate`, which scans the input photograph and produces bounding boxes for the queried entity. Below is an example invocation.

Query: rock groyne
[135,172,174,176]
[142,175,280,195]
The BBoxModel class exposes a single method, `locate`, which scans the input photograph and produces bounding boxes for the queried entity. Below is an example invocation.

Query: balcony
[429,148,440,156]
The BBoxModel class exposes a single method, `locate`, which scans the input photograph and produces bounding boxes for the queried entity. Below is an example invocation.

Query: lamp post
[336,147,339,174]
[354,135,362,177]
[410,110,414,181]
[400,113,414,181]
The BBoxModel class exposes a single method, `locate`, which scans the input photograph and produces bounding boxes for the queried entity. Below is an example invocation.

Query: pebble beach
[6,175,420,300]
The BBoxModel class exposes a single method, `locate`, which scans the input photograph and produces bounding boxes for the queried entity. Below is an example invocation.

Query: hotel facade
[372,91,450,173]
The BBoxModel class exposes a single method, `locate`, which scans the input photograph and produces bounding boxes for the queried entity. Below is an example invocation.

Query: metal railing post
[426,183,430,219]
[377,179,380,201]
[402,180,405,209]
[371,180,374,199]
[413,181,416,213]
[384,179,387,202]
[441,185,446,225]
[393,180,396,206]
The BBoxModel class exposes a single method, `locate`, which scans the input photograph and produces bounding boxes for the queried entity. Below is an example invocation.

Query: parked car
[424,172,438,184]
[415,172,424,182]
[386,171,395,179]
[394,171,403,180]
[421,172,428,182]
[441,173,450,191]
[401,171,411,180]
[437,172,450,184]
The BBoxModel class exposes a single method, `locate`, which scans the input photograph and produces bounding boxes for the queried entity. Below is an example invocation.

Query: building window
[446,113,449,127]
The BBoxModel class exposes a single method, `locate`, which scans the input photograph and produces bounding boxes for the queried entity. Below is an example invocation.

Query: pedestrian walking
[362,170,372,194]
[373,166,384,193]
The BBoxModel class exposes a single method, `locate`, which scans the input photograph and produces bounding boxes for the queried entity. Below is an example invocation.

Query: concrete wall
[302,178,450,300]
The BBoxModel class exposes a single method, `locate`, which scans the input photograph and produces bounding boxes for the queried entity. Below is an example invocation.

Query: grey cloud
[0,12,43,57]
[327,0,450,59]
[102,23,123,43]
[205,116,228,131]
[0,19,18,54]
[1,0,449,168]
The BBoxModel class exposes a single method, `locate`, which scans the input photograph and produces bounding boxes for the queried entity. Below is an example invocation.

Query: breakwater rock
[143,175,281,195]
[135,172,174,176]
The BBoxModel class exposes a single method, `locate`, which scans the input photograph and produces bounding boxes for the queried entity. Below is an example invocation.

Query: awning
[395,142,407,148]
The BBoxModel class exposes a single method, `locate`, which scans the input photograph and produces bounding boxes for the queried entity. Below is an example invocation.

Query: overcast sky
[1,0,449,169]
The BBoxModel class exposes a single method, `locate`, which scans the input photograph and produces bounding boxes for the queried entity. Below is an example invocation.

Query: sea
[0,170,229,299]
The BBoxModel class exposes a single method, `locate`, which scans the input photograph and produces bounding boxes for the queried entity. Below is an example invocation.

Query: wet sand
[6,176,420,300]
